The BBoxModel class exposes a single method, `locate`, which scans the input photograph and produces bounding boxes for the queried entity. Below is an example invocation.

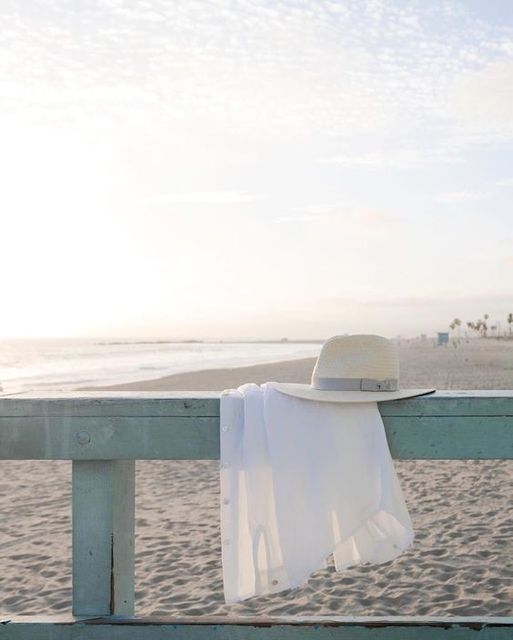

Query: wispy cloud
[318,153,395,168]
[141,191,266,206]
[288,202,355,215]
[274,214,322,224]
[496,178,513,188]
[323,291,513,310]
[2,0,513,149]
[318,147,465,169]
[434,191,491,204]
[274,206,401,231]
[450,60,513,141]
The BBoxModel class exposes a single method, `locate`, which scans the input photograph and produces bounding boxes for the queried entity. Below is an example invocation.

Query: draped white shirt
[220,382,414,603]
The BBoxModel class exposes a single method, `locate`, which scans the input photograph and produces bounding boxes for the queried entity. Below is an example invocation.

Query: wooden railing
[0,390,512,639]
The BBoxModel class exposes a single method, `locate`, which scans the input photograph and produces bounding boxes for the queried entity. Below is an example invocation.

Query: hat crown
[311,335,399,384]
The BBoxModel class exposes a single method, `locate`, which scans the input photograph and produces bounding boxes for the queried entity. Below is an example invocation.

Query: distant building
[437,332,449,346]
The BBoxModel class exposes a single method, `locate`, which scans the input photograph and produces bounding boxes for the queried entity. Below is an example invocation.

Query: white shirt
[220,382,414,603]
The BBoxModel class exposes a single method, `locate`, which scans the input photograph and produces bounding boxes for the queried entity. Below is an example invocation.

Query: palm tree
[467,317,488,338]
[449,318,462,339]
[482,314,489,337]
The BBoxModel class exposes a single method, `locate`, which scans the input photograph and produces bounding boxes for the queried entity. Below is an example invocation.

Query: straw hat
[274,334,435,403]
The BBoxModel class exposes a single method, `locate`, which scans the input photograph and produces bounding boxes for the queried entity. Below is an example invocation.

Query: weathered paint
[0,416,220,460]
[0,616,512,640]
[1,390,513,418]
[383,416,513,459]
[380,391,513,417]
[72,461,135,616]
[0,392,220,418]
[0,398,512,459]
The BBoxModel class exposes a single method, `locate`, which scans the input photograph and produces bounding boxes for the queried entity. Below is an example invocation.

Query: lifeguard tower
[437,332,449,346]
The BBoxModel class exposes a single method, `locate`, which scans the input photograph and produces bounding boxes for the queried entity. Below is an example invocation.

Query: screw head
[76,430,91,445]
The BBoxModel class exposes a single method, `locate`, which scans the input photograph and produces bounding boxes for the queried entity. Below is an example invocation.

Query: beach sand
[1,338,512,617]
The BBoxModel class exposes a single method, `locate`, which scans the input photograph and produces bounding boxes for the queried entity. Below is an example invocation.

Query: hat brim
[273,383,436,403]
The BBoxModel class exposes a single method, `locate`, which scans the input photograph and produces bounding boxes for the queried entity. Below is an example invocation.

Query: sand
[1,338,512,617]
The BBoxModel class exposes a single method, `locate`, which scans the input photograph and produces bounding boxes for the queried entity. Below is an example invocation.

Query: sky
[0,0,512,339]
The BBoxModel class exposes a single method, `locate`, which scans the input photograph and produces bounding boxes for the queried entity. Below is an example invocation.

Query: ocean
[0,338,321,393]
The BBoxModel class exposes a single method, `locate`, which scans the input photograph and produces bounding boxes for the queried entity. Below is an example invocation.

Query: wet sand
[1,338,512,617]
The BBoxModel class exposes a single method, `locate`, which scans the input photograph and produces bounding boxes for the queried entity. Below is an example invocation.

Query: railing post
[72,460,135,616]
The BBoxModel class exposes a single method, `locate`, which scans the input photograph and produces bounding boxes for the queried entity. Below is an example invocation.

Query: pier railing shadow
[0,390,512,639]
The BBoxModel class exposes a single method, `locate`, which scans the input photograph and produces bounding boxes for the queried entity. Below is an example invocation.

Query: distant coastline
[83,338,513,392]
[94,338,326,346]
[0,340,321,394]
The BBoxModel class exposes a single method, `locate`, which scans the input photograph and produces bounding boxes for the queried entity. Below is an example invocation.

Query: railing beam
[1,615,513,639]
[1,414,511,460]
[72,460,135,616]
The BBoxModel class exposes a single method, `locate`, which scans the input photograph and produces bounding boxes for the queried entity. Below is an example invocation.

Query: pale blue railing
[0,390,512,639]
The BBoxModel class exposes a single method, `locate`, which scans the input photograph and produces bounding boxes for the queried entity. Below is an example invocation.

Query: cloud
[319,153,396,168]
[450,61,513,139]
[274,214,323,224]
[3,0,513,149]
[274,206,401,231]
[359,293,512,308]
[496,178,513,188]
[348,208,401,230]
[288,201,355,215]
[322,291,513,311]
[318,147,465,169]
[434,191,491,204]
[141,191,267,206]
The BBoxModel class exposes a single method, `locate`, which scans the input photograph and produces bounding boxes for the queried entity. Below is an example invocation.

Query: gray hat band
[312,377,398,392]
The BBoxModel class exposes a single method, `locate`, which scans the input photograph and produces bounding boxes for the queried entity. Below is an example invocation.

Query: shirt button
[222,425,230,432]
[271,579,278,586]
[223,498,230,505]
[223,538,230,545]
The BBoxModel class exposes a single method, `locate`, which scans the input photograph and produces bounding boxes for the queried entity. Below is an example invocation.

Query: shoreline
[79,357,317,392]
[80,337,513,392]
